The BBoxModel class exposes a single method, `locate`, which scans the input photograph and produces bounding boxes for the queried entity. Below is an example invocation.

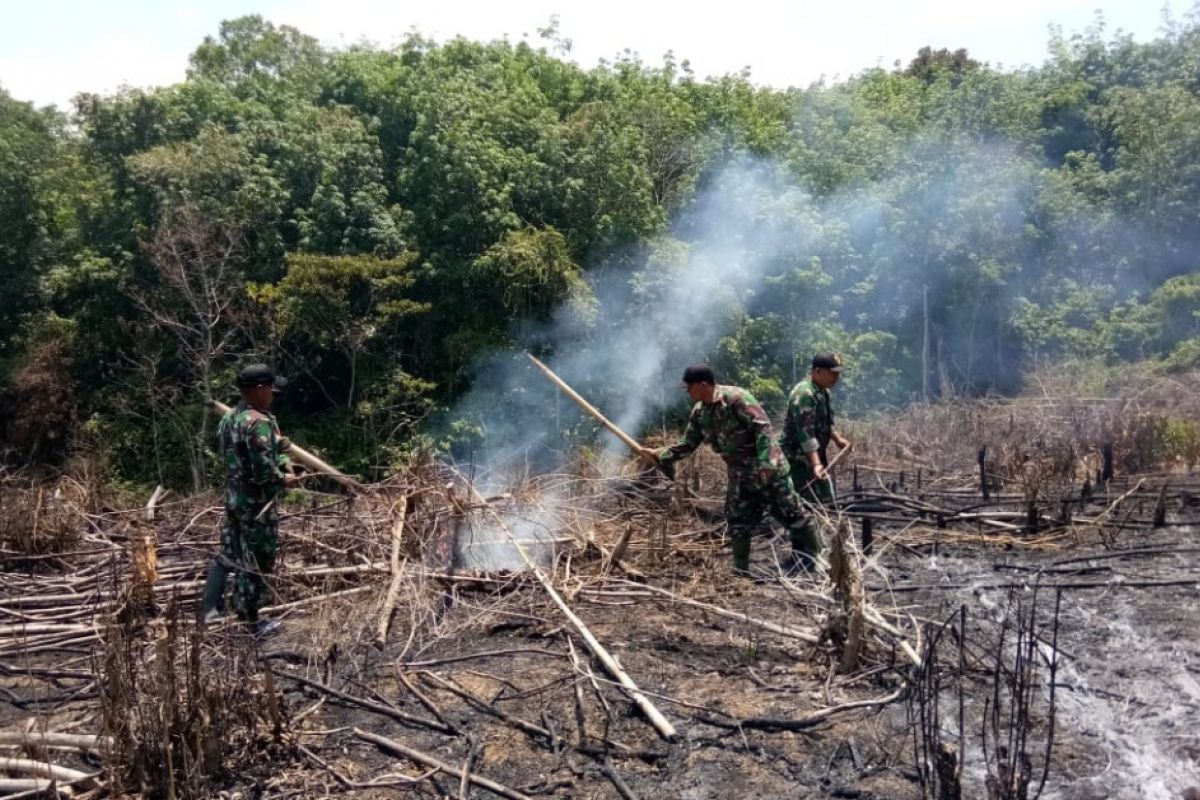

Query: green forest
[2,13,1199,487]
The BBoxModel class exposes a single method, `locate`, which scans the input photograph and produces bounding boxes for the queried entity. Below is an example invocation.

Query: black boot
[787,520,823,577]
[201,559,228,623]
[731,534,752,576]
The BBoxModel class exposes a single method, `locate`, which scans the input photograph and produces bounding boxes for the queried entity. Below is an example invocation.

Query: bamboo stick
[376,496,409,647]
[354,728,533,800]
[525,354,641,452]
[461,479,678,741]
[210,400,364,492]
[622,581,819,643]
[0,733,107,752]
[0,757,94,783]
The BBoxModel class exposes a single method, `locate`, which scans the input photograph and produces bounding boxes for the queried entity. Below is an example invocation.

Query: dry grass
[97,605,288,799]
[5,386,1200,798]
[0,468,97,558]
[848,369,1200,492]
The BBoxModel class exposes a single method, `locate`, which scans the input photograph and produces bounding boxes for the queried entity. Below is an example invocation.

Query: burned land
[3,376,1200,800]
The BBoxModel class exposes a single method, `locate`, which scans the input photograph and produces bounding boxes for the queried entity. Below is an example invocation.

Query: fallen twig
[354,728,533,800]
[375,496,409,648]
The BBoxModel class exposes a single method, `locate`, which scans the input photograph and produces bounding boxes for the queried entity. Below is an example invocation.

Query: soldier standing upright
[782,353,853,503]
[201,364,298,635]
[637,364,823,576]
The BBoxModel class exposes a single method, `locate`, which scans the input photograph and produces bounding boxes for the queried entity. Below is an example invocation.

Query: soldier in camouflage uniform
[637,364,822,575]
[201,364,298,635]
[782,353,853,504]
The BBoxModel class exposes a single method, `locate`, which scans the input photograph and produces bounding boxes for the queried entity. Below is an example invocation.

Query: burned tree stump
[1101,442,1114,483]
[986,749,1031,800]
[1025,500,1039,534]
[1153,483,1169,529]
[936,741,962,800]
[860,516,874,555]
[829,519,865,674]
[978,447,990,502]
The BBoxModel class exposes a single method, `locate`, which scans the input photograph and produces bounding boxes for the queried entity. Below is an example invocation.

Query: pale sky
[0,0,1177,110]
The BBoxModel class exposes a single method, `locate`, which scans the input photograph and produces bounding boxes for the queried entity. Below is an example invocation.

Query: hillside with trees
[2,13,1199,485]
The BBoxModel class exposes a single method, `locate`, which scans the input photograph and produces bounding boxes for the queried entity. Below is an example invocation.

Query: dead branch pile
[851,369,1200,488]
[0,468,97,559]
[3,398,1199,798]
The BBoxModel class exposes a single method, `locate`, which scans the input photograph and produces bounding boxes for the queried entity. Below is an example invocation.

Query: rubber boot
[201,559,228,619]
[730,534,752,576]
[788,520,823,576]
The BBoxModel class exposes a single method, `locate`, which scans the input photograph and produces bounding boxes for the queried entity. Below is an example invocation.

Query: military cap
[235,364,285,388]
[811,353,844,372]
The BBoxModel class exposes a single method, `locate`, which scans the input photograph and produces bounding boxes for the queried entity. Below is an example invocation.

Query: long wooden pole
[461,479,677,741]
[525,354,673,478]
[210,399,364,492]
[525,354,642,451]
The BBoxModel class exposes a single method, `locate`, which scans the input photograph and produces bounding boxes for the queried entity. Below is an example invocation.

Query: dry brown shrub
[98,604,288,799]
[848,368,1200,486]
[0,469,92,557]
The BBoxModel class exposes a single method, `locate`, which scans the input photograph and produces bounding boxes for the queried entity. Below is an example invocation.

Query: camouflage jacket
[217,400,292,515]
[781,377,834,461]
[657,385,789,484]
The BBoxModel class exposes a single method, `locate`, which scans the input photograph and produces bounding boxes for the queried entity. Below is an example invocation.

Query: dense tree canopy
[2,11,1200,483]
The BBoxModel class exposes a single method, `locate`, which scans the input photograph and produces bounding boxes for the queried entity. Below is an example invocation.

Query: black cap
[681,363,717,385]
[235,364,284,388]
[811,353,843,372]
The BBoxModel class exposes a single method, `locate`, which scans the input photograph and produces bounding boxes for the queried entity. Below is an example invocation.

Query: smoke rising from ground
[443,132,1195,476]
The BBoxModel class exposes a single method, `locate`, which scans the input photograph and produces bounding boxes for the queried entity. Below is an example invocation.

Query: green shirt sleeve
[245,417,290,490]
[731,393,776,468]
[658,405,705,464]
[276,434,293,471]
[786,389,821,455]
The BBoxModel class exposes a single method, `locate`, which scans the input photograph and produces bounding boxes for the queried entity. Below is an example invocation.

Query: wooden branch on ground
[601,756,640,800]
[0,733,107,752]
[273,670,454,734]
[375,496,409,648]
[419,672,661,762]
[298,743,438,789]
[1079,478,1145,528]
[695,688,905,732]
[354,728,534,800]
[0,758,95,783]
[459,477,678,741]
[619,581,819,643]
[0,778,75,797]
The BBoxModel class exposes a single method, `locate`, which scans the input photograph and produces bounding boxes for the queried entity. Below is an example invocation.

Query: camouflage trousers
[210,510,279,622]
[788,450,834,504]
[725,470,822,570]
